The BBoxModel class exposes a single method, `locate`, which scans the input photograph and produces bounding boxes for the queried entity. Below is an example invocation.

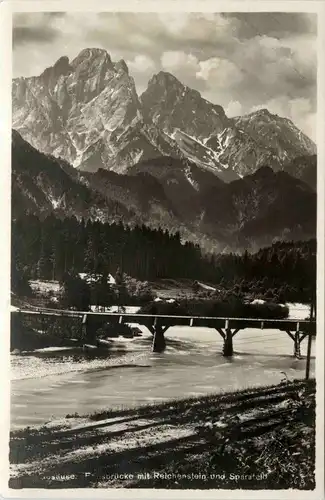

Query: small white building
[78,273,116,285]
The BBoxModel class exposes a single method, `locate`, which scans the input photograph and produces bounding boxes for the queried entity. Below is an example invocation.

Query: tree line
[11,213,316,303]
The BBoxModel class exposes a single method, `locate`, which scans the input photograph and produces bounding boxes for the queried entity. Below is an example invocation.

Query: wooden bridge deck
[11,306,316,360]
[11,307,316,334]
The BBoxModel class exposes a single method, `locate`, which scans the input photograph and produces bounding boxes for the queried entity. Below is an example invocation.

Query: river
[10,304,315,430]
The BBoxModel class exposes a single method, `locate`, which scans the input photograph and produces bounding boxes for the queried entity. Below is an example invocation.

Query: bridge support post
[81,314,88,342]
[152,325,166,353]
[294,331,302,359]
[82,314,97,345]
[223,328,233,357]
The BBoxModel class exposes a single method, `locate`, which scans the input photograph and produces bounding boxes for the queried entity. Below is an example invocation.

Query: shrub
[96,322,133,338]
[61,272,91,311]
[10,314,80,350]
[11,263,33,297]
[138,298,289,319]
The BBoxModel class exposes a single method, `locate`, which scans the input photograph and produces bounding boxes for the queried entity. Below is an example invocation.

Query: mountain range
[12,48,316,185]
[12,130,316,253]
[11,48,317,252]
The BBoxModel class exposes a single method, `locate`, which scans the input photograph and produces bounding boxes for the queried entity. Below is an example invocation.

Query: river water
[10,304,315,430]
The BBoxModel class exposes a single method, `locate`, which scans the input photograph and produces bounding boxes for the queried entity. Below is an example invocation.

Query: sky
[13,12,317,141]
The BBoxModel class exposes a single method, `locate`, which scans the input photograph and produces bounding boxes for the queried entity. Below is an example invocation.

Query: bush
[121,275,155,305]
[96,322,134,338]
[61,272,91,311]
[10,314,80,350]
[11,263,33,297]
[138,298,289,319]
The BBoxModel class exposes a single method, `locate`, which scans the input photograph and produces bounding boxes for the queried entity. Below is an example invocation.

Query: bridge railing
[11,307,316,333]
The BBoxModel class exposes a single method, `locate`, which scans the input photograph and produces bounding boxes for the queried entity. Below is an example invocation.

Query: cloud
[197,57,243,87]
[13,13,62,47]
[126,54,157,94]
[287,98,316,141]
[161,51,200,80]
[225,100,243,117]
[127,54,156,73]
[224,12,317,39]
[13,26,57,47]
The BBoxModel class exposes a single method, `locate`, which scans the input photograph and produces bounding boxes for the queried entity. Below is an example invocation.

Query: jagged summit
[141,70,229,142]
[70,47,112,67]
[12,47,143,170]
[249,108,272,116]
[12,48,316,181]
[115,59,129,74]
[232,109,276,124]
[39,55,72,84]
[233,108,316,163]
[148,71,183,86]
[53,55,71,70]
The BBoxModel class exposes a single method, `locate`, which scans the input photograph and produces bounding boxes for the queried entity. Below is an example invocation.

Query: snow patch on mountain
[12,48,316,181]
[47,192,64,209]
[184,164,199,190]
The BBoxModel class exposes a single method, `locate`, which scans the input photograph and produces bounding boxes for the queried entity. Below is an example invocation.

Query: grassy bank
[10,379,315,490]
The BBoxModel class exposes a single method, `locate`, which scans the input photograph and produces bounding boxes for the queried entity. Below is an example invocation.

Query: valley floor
[9,379,315,490]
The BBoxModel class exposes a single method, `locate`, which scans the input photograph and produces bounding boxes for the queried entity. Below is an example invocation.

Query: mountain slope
[141,73,316,180]
[196,111,316,179]
[127,156,226,222]
[13,48,316,184]
[12,131,316,252]
[11,130,183,232]
[141,71,229,141]
[282,154,317,190]
[232,109,316,164]
[12,49,180,174]
[205,126,281,178]
[140,72,240,181]
[200,166,316,250]
[12,129,139,223]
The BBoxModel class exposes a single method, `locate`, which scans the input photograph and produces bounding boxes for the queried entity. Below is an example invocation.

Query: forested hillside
[12,213,316,303]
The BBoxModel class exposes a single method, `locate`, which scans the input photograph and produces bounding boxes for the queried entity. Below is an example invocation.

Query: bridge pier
[223,328,234,357]
[11,311,316,365]
[152,325,166,353]
[81,314,98,345]
[216,326,240,357]
[285,328,308,359]
[150,324,168,353]
[81,314,88,342]
[294,331,302,359]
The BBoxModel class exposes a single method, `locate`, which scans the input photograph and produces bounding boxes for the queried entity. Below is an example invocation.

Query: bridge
[11,307,316,358]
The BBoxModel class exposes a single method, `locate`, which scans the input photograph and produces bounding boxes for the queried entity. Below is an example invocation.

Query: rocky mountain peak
[69,48,114,85]
[70,48,113,68]
[250,108,272,117]
[53,55,71,71]
[149,71,183,87]
[12,48,317,185]
[12,48,144,170]
[233,108,316,164]
[39,55,72,89]
[114,59,129,74]
[141,71,229,142]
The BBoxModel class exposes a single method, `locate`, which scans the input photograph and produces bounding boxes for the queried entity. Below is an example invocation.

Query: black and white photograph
[2,2,324,496]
